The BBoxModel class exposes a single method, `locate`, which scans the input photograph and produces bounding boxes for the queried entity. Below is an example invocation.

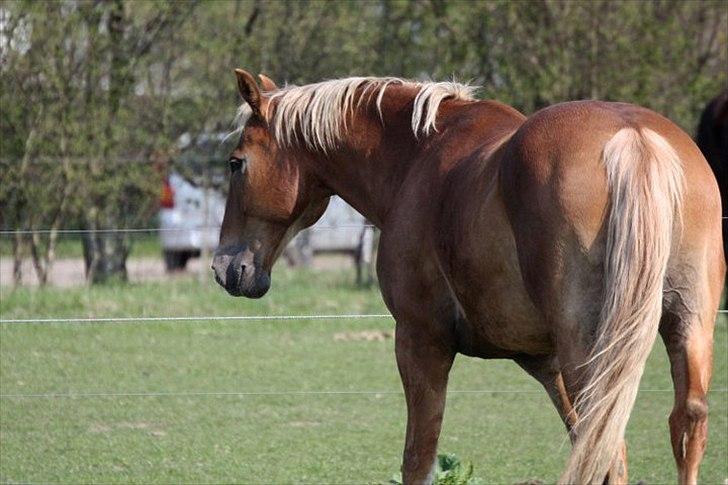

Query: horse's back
[501,100,721,250]
[499,99,722,324]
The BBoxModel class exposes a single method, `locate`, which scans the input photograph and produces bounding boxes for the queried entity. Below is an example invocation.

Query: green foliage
[1,0,726,282]
[389,453,481,485]
[0,273,726,483]
[1,1,186,281]
[2,0,724,189]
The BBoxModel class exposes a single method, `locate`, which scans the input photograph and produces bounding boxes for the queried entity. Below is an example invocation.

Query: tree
[2,0,725,286]
[1,0,194,285]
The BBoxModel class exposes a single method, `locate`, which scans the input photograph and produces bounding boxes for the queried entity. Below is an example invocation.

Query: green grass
[0,269,726,484]
[0,234,162,259]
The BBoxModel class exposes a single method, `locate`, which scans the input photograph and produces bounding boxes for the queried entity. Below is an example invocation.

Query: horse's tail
[560,127,684,484]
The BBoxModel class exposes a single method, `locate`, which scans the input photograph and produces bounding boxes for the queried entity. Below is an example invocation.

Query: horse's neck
[303,103,524,226]
[302,149,413,227]
[297,94,426,226]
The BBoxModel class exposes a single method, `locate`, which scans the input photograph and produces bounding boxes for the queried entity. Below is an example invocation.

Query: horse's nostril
[214,271,224,287]
[236,264,246,288]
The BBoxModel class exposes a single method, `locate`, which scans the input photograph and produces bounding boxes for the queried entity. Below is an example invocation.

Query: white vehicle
[285,196,375,284]
[301,196,371,253]
[159,171,225,271]
[302,196,375,285]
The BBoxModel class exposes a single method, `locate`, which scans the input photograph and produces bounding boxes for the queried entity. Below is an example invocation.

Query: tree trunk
[12,112,42,287]
[83,0,131,284]
[83,230,129,284]
[12,231,24,286]
[29,231,49,286]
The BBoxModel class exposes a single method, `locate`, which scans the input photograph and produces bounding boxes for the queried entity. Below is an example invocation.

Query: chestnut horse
[212,70,723,484]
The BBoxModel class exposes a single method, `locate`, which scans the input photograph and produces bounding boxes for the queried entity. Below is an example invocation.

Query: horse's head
[212,69,329,297]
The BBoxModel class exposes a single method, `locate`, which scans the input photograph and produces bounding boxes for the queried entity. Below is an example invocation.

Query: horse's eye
[229,156,246,173]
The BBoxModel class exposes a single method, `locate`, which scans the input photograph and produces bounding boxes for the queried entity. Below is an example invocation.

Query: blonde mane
[232,77,477,151]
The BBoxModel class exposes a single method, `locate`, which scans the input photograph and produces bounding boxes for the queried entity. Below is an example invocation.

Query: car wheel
[164,250,187,272]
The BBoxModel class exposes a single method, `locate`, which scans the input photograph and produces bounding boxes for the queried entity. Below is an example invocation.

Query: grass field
[1,268,726,484]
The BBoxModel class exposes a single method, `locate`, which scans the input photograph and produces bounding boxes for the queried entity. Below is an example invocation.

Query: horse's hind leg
[516,355,628,484]
[660,305,716,485]
[515,356,578,438]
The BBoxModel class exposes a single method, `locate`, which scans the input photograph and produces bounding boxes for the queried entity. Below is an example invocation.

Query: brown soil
[0,254,357,287]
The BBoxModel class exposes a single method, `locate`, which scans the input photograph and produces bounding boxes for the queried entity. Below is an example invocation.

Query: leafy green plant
[389,453,482,485]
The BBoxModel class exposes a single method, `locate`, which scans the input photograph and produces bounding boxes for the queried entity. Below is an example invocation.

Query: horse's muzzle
[212,246,271,298]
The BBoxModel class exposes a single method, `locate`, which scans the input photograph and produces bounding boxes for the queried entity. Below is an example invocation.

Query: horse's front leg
[377,223,457,483]
[396,320,455,484]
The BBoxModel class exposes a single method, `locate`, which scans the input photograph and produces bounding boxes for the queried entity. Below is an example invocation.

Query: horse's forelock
[225,103,254,143]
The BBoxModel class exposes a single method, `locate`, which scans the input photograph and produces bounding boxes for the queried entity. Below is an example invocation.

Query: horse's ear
[235,68,261,116]
[258,73,278,92]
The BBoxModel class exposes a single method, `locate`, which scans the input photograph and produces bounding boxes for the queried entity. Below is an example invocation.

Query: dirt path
[0,255,356,287]
[0,257,190,287]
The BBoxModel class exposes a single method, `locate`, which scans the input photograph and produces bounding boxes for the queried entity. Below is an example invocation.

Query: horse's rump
[560,126,684,484]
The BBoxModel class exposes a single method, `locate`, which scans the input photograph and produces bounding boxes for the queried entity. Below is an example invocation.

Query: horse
[211,69,724,484]
[695,90,728,264]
